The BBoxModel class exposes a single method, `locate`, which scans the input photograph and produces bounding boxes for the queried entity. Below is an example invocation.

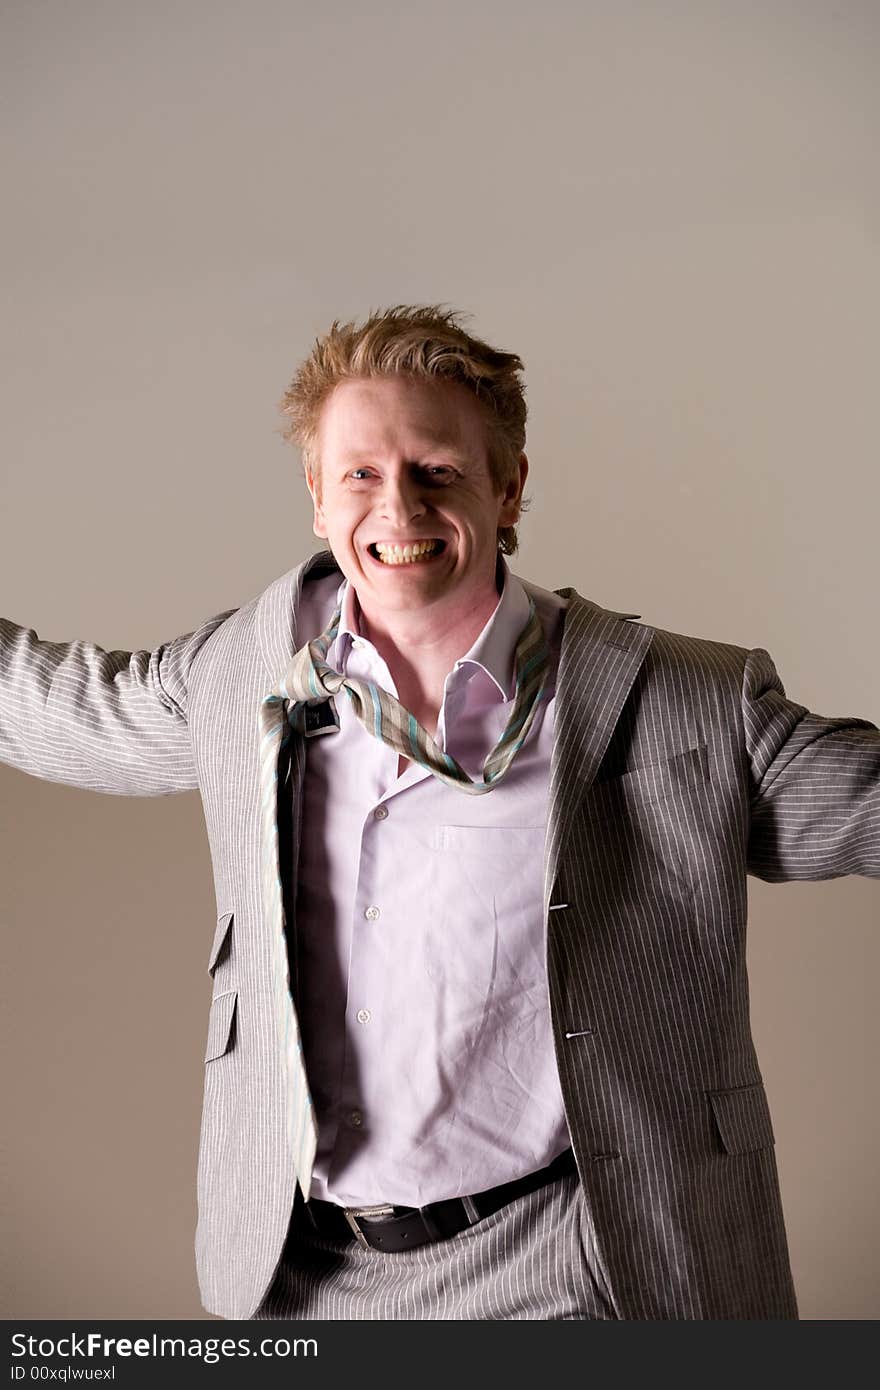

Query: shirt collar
[454,558,530,700]
[336,576,361,650]
[333,557,531,702]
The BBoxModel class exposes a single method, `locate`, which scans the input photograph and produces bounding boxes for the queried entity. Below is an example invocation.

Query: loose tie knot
[266,599,551,796]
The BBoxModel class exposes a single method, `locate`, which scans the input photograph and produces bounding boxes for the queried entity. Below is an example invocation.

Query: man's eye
[349,468,373,480]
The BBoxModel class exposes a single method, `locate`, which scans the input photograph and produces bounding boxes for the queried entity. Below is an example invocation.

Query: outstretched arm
[744,647,880,881]
[0,608,234,796]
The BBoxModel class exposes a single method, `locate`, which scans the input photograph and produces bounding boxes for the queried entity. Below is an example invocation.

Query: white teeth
[374,540,441,565]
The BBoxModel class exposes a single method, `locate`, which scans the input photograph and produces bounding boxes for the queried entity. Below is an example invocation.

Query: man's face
[307,374,527,626]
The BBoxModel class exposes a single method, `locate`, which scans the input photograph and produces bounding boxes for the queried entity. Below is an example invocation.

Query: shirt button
[364,905,380,921]
[351,638,364,650]
[356,1009,371,1024]
[373,805,389,821]
[348,1109,364,1128]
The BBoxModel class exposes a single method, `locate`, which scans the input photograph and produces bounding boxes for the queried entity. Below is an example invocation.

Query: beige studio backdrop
[1,0,877,1320]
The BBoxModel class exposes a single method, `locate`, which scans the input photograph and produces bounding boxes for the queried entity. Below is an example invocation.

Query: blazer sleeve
[743,646,880,881]
[0,608,235,796]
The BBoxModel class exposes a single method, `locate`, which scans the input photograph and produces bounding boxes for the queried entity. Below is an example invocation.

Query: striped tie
[259,597,551,1199]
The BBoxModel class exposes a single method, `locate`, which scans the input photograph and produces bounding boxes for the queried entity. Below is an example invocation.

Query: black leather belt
[303,1148,578,1253]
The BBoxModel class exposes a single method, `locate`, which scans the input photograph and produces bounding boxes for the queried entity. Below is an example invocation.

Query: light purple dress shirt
[294,560,572,1207]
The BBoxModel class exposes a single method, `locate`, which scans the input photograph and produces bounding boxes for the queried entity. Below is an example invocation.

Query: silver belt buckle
[343,1203,396,1250]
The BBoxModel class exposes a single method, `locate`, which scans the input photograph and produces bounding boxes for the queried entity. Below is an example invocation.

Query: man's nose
[378,473,427,525]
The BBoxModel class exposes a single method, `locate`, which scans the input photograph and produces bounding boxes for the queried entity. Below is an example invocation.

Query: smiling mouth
[368,540,445,565]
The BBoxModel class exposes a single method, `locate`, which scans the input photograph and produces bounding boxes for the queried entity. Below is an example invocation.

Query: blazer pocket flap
[708,1082,775,1154]
[207,910,234,975]
[205,989,238,1063]
[587,743,709,809]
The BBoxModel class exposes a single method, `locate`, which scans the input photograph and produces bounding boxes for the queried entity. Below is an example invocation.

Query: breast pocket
[585,743,710,814]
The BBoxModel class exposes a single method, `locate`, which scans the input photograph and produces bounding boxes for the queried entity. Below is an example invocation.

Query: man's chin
[357,563,458,613]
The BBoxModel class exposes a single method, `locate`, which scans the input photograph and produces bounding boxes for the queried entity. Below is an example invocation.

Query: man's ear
[498,452,529,526]
[305,465,328,540]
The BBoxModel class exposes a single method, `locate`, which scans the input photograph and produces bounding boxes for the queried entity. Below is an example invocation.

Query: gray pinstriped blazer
[2,548,878,1320]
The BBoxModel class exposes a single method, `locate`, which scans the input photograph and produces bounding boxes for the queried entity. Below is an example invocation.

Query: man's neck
[354,582,503,736]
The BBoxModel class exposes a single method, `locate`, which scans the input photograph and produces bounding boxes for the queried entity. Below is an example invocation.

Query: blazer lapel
[544,590,654,908]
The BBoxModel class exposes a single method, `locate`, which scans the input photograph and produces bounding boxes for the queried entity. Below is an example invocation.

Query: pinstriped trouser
[252,1172,615,1320]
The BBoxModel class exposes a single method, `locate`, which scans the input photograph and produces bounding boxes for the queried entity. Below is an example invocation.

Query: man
[2,305,878,1320]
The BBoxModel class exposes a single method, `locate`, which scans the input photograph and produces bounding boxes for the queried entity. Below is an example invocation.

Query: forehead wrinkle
[342,440,471,464]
